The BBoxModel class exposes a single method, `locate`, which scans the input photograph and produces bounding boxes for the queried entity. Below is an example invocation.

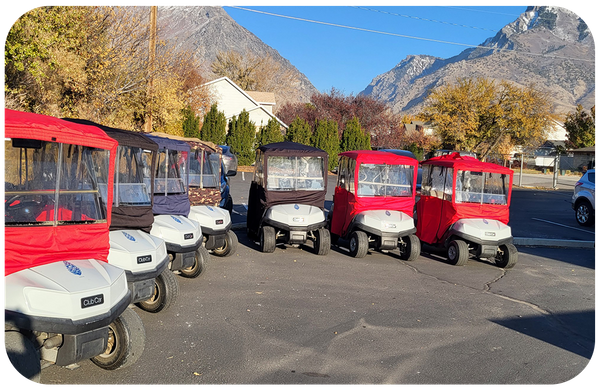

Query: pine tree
[565,105,595,148]
[182,105,200,138]
[286,116,312,145]
[226,110,256,165]
[312,119,339,171]
[341,117,370,152]
[200,104,227,145]
[256,117,284,147]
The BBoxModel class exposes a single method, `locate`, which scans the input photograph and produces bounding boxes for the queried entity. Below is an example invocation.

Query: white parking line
[531,218,595,235]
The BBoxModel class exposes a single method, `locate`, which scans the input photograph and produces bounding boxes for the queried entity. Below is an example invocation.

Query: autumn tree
[312,119,340,171]
[419,77,556,159]
[200,104,227,145]
[226,110,256,165]
[256,117,284,147]
[286,117,313,145]
[565,105,595,148]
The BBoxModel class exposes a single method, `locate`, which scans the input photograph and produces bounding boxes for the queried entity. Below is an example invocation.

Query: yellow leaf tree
[418,77,557,159]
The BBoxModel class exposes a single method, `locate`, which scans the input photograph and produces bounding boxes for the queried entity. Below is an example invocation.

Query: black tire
[399,234,420,261]
[575,199,594,226]
[447,239,469,266]
[179,246,209,278]
[91,308,145,370]
[224,194,233,216]
[136,269,179,313]
[349,230,368,258]
[314,227,331,256]
[495,243,518,269]
[5,330,41,382]
[260,225,276,253]
[212,230,238,257]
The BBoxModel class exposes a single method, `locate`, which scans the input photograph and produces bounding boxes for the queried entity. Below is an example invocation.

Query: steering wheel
[5,195,53,223]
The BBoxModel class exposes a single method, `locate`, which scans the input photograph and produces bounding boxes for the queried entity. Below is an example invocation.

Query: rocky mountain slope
[155,6,318,105]
[360,6,595,116]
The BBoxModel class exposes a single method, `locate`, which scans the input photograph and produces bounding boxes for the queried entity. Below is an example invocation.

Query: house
[203,77,288,131]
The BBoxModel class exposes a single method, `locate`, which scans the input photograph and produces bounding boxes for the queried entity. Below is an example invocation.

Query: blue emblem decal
[483,219,489,224]
[385,210,391,216]
[122,231,136,242]
[64,261,82,276]
[171,215,182,224]
[207,206,214,212]
[294,204,300,210]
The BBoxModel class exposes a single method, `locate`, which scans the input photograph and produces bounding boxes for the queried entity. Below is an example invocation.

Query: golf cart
[150,133,238,257]
[144,134,208,279]
[63,120,178,313]
[5,110,144,379]
[327,150,420,260]
[246,141,330,255]
[416,153,517,268]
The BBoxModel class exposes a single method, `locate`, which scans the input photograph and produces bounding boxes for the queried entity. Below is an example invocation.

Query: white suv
[572,169,595,226]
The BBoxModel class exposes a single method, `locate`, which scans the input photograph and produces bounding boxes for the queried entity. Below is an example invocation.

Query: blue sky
[223,5,529,95]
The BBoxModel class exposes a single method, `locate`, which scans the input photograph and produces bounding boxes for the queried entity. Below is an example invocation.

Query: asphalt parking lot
[32,170,596,385]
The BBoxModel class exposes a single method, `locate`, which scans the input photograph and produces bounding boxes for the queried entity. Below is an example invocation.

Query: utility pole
[145,6,157,133]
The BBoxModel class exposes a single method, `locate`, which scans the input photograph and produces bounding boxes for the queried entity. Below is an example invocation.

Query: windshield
[455,170,509,205]
[188,149,219,189]
[111,146,151,206]
[154,149,186,195]
[5,139,109,225]
[266,156,325,191]
[356,163,414,197]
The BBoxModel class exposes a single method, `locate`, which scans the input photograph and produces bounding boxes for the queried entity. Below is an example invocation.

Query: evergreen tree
[565,105,595,148]
[181,105,200,138]
[341,117,370,152]
[312,119,339,171]
[256,117,284,147]
[286,116,312,145]
[200,104,227,145]
[226,110,256,165]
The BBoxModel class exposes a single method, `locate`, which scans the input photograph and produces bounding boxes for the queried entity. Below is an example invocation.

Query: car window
[587,172,595,184]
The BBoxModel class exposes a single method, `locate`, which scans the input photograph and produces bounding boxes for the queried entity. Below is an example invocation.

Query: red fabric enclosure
[4,109,117,275]
[416,153,514,245]
[330,150,418,237]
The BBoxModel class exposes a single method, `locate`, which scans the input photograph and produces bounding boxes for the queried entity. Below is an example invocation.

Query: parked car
[220,145,238,177]
[572,169,595,226]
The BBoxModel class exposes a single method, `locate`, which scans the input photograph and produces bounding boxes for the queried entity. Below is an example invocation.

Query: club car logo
[81,294,104,309]
[294,204,300,210]
[63,261,82,276]
[171,216,183,224]
[122,231,136,242]
[207,206,214,212]
[385,210,391,216]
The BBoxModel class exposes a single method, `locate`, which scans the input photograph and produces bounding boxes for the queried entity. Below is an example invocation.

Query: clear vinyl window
[356,163,414,197]
[266,156,325,191]
[455,170,508,205]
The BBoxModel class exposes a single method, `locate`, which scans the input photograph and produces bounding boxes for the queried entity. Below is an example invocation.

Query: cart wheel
[349,231,368,258]
[314,227,331,256]
[136,269,179,313]
[5,330,41,382]
[447,239,469,266]
[212,230,239,257]
[399,234,420,261]
[260,225,276,253]
[495,243,518,269]
[179,246,209,278]
[91,307,145,370]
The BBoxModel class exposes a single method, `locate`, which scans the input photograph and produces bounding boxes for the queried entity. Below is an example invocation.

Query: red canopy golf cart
[328,150,420,259]
[416,152,517,268]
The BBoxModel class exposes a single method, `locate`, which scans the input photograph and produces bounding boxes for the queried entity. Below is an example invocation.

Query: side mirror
[226,169,237,177]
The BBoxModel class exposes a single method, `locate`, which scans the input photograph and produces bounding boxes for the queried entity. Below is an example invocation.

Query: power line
[227,6,593,63]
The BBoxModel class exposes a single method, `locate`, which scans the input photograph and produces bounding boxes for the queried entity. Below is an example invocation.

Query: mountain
[360,6,595,116]
[155,6,318,106]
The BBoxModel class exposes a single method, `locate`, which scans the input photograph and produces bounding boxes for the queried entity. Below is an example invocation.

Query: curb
[231,223,594,249]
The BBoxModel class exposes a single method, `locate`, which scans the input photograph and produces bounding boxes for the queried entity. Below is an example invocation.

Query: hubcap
[350,237,357,252]
[577,205,589,223]
[100,326,117,357]
[448,245,456,260]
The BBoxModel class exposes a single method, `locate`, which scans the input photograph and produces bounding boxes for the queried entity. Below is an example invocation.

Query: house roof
[245,91,276,105]
[203,77,288,129]
[570,146,596,153]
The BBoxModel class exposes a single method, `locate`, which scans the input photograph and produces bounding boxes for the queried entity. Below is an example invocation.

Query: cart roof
[6,109,117,151]
[258,141,328,158]
[145,133,190,152]
[149,132,221,153]
[340,150,418,166]
[421,152,513,174]
[63,119,158,151]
